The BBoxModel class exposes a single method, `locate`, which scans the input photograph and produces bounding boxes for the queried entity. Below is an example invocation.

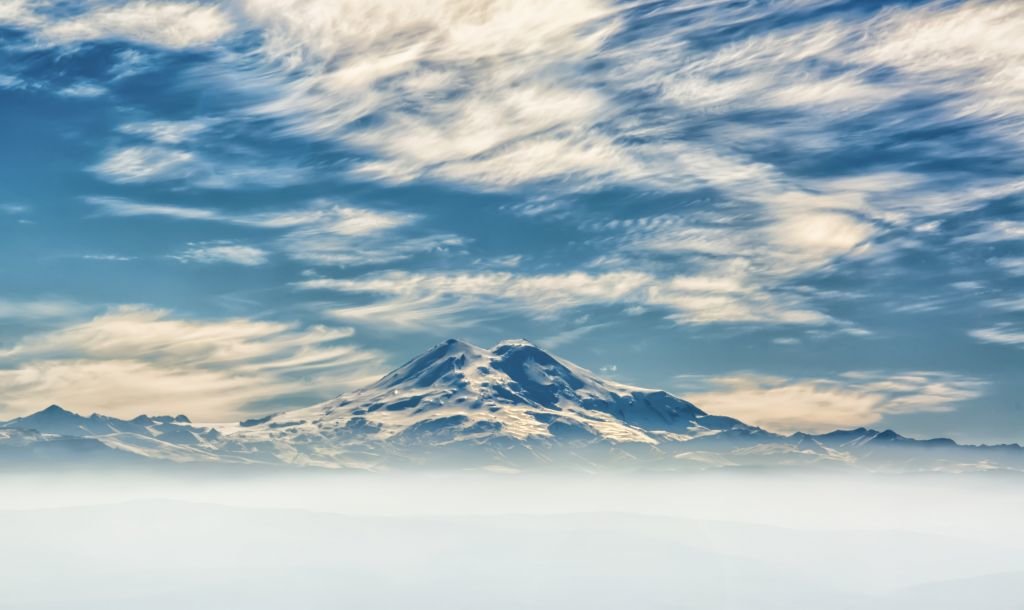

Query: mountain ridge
[1,338,1021,472]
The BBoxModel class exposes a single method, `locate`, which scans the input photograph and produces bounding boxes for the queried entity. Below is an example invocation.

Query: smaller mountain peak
[438,338,480,352]
[371,338,486,389]
[40,404,72,415]
[873,429,905,441]
[492,338,538,349]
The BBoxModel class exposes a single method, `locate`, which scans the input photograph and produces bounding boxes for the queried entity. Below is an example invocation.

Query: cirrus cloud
[0,306,386,421]
[0,1,235,50]
[85,196,463,268]
[687,371,987,434]
[173,242,270,266]
[300,268,831,330]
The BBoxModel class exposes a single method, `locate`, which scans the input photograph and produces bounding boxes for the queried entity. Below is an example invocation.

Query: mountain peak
[371,338,487,389]
[40,404,74,416]
[3,404,95,436]
[491,338,540,350]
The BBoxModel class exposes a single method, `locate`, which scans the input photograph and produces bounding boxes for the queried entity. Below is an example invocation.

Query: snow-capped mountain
[0,405,228,464]
[5,404,195,438]
[221,338,776,468]
[1,339,1022,472]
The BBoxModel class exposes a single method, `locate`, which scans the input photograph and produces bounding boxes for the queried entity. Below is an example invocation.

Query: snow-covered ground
[1,471,1021,609]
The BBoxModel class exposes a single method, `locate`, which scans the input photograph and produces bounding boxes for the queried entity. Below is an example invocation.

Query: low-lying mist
[2,470,1022,609]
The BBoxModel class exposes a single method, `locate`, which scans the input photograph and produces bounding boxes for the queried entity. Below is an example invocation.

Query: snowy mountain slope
[0,428,146,467]
[222,339,781,468]
[1,339,1022,472]
[1,405,228,463]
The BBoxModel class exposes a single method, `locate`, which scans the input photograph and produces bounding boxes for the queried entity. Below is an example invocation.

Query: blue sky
[0,0,1022,442]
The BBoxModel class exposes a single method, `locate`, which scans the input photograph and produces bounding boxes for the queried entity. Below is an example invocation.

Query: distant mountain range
[2,339,1021,473]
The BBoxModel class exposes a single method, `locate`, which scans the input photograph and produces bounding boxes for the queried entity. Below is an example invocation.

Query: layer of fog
[1,470,1022,609]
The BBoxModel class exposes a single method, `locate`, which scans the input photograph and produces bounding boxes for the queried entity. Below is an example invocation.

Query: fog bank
[2,471,1022,609]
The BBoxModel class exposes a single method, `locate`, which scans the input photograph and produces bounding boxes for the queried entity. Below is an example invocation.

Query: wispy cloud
[301,268,831,330]
[107,0,1016,330]
[0,1,235,50]
[0,298,84,320]
[173,242,270,266]
[0,306,385,420]
[86,196,410,230]
[82,254,135,262]
[956,220,1024,244]
[984,296,1024,312]
[118,118,216,144]
[86,196,220,221]
[687,371,987,434]
[0,203,29,215]
[57,81,106,98]
[85,196,461,267]
[233,0,623,189]
[91,145,309,188]
[109,48,157,80]
[990,257,1024,276]
[969,324,1024,347]
[0,74,26,90]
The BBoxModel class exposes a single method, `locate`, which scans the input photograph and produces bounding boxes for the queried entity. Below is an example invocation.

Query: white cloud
[614,208,875,283]
[218,0,1024,330]
[0,298,83,320]
[86,196,396,231]
[91,145,309,188]
[969,324,1024,347]
[301,268,830,330]
[280,231,464,267]
[269,205,461,266]
[83,254,136,262]
[174,243,269,266]
[109,48,156,80]
[0,74,25,89]
[199,0,1024,215]
[236,0,623,188]
[1,1,235,50]
[8,0,1023,337]
[956,220,1024,244]
[0,203,28,215]
[85,196,458,268]
[57,81,107,98]
[86,196,220,221]
[689,371,987,434]
[990,257,1024,276]
[118,118,216,144]
[652,1,1024,151]
[951,281,985,292]
[0,306,385,420]
[92,146,196,182]
[984,296,1024,312]
[184,0,1024,330]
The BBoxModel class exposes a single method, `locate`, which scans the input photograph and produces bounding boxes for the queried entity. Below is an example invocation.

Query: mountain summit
[222,338,768,468]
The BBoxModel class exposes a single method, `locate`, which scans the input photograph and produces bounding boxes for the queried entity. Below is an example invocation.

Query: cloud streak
[85,196,462,267]
[0,306,385,420]
[688,371,987,434]
[173,243,270,266]
[301,269,831,330]
[0,1,235,50]
[91,145,310,189]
